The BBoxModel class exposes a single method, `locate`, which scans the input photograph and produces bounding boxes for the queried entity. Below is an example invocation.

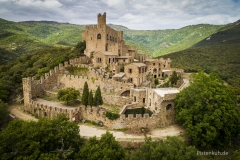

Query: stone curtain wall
[27,99,80,120]
[26,98,172,130]
[22,57,89,111]
[22,55,176,130]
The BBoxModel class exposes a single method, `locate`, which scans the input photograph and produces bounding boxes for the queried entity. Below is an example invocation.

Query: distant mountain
[0,18,226,62]
[159,21,240,90]
[0,19,86,63]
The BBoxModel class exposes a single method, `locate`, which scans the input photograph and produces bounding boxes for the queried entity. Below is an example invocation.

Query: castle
[22,13,188,131]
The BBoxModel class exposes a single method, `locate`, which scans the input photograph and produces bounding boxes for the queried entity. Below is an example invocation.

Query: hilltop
[0,18,224,63]
[159,20,240,91]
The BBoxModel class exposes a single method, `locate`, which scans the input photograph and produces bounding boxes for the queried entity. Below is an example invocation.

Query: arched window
[110,36,112,41]
[166,104,172,110]
[97,34,101,39]
[107,34,109,40]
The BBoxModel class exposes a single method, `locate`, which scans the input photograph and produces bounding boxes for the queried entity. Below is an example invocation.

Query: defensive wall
[22,55,177,130]
[26,98,169,130]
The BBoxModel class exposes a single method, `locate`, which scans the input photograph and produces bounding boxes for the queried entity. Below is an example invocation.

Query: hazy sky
[0,0,240,30]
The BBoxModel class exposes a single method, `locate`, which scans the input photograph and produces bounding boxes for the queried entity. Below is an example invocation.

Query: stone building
[146,88,179,113]
[124,63,147,87]
[82,12,137,64]
[93,51,118,68]
[145,58,171,78]
[81,12,180,85]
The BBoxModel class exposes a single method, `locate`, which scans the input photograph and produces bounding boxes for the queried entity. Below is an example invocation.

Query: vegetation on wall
[106,111,119,120]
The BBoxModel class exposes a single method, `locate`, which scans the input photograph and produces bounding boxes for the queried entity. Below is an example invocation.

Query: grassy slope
[0,19,85,63]
[0,19,53,61]
[159,21,240,89]
[1,18,225,62]
[18,21,85,45]
[110,24,225,57]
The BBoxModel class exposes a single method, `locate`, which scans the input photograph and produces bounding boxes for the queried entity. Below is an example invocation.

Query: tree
[130,136,199,160]
[94,86,103,106]
[57,88,79,105]
[154,78,159,85]
[88,90,93,107]
[175,71,240,147]
[0,115,84,159]
[81,82,89,107]
[0,100,10,129]
[74,41,86,56]
[169,71,179,86]
[75,131,126,160]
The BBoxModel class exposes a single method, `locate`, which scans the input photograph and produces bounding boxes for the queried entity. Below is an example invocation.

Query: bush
[57,87,79,104]
[106,111,119,120]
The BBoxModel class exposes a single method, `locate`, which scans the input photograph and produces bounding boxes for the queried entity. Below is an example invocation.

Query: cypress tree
[88,90,93,107]
[81,82,89,107]
[94,86,103,106]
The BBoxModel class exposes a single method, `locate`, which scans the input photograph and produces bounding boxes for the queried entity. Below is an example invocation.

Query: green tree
[0,115,84,159]
[75,131,126,160]
[81,82,89,107]
[74,41,86,56]
[169,71,179,86]
[88,90,93,107]
[57,88,79,105]
[0,100,10,129]
[154,78,159,85]
[130,136,199,160]
[94,86,103,106]
[175,71,240,147]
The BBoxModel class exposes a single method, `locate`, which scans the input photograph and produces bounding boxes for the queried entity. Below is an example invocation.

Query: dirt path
[149,125,185,138]
[79,124,144,140]
[79,124,184,140]
[9,104,38,121]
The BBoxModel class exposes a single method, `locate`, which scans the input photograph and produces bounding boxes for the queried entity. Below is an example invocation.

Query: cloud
[0,0,239,29]
[12,0,63,8]
[101,0,125,8]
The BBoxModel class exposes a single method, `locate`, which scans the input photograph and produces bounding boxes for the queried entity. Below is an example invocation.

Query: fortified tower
[82,12,126,57]
[98,12,106,27]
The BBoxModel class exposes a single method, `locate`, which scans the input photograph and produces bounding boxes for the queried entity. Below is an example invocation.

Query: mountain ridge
[0,17,225,61]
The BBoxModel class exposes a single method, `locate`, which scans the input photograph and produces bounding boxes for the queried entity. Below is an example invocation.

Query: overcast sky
[0,0,240,30]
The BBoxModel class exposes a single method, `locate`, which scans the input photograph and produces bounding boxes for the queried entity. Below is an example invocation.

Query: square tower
[98,12,106,27]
